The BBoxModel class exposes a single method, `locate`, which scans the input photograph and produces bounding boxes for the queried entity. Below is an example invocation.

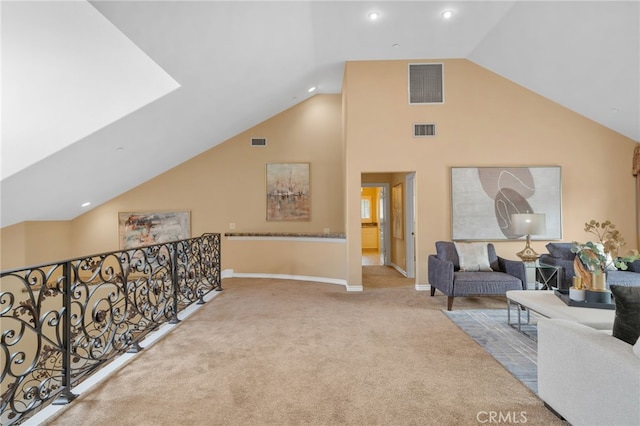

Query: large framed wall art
[266,162,311,221]
[451,166,562,241]
[118,211,191,249]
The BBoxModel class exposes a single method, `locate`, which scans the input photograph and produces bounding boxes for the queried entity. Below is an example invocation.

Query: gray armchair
[428,241,526,310]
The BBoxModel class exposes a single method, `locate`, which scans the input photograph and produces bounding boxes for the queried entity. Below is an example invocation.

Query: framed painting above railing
[118,211,191,249]
[266,162,311,221]
[451,166,562,241]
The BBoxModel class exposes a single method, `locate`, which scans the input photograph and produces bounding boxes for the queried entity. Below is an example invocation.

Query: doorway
[361,172,417,288]
[360,183,389,266]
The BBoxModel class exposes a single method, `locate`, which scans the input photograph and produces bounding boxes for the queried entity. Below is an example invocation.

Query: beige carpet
[43,276,564,426]
[362,265,415,289]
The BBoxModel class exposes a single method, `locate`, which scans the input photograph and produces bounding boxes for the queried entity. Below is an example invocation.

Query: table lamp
[511,213,546,262]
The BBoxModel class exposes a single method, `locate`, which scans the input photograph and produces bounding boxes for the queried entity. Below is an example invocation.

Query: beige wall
[2,60,638,292]
[69,94,345,271]
[1,95,345,274]
[1,222,26,270]
[1,221,70,270]
[344,59,637,287]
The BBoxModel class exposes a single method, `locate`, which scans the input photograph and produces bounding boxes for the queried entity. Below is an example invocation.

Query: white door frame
[405,173,416,279]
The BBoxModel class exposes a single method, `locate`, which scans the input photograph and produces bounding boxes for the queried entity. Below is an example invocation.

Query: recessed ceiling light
[611,108,619,113]
[368,11,380,21]
[308,86,316,93]
[81,202,91,207]
[392,43,400,48]
[116,147,124,151]
[441,9,454,19]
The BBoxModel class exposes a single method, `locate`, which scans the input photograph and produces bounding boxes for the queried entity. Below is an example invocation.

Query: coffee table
[506,290,615,337]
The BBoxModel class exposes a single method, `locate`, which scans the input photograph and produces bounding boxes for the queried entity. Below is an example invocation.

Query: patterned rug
[444,308,540,394]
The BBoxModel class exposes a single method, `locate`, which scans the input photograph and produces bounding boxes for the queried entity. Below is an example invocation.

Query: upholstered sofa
[538,318,640,426]
[428,241,526,310]
[538,242,640,290]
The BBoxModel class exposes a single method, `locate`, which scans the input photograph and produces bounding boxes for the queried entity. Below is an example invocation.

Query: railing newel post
[53,261,78,405]
[169,241,181,324]
[215,233,223,291]
[127,341,143,353]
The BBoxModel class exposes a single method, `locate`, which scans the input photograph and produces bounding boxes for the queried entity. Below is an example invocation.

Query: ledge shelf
[224,232,346,242]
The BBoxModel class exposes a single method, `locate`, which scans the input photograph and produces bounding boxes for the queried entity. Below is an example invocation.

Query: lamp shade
[511,213,546,236]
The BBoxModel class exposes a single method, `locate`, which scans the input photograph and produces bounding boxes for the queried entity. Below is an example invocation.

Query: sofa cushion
[610,285,640,345]
[454,242,493,272]
[634,337,640,359]
[606,270,640,287]
[546,242,575,260]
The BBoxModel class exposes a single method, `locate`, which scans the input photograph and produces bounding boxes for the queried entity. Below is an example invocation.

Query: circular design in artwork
[479,168,535,200]
[495,188,533,238]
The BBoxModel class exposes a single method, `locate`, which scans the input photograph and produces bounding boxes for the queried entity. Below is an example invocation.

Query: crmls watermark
[476,411,528,424]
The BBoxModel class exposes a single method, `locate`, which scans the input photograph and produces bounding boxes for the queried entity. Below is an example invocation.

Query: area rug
[444,309,540,394]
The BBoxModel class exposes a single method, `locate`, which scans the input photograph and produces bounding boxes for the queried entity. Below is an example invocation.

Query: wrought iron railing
[0,233,221,425]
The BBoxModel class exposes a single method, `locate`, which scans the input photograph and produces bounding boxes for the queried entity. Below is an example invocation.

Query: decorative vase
[590,272,607,291]
[569,286,586,302]
[585,289,612,304]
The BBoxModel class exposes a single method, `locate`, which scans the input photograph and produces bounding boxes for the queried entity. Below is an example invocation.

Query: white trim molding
[230,272,348,287]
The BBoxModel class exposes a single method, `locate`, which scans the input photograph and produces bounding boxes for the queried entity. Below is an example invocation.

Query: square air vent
[409,63,444,104]
[251,137,267,147]
[414,123,436,137]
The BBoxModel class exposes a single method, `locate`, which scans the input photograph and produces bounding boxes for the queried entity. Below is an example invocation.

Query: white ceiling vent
[250,137,267,147]
[409,63,444,104]
[414,123,436,137]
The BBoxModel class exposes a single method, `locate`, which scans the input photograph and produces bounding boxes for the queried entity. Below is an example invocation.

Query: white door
[405,173,416,279]
[378,185,390,265]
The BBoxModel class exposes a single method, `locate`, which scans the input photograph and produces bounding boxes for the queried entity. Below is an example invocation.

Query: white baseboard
[346,285,364,292]
[415,284,430,291]
[229,272,348,287]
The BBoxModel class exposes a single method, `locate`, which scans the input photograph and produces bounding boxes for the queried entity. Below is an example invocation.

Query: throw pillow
[454,242,493,272]
[610,285,640,345]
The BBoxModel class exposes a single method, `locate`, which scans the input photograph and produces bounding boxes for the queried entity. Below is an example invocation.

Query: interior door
[378,185,389,265]
[405,173,416,279]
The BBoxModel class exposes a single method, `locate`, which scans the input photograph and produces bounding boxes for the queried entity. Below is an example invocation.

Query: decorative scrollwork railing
[0,233,221,425]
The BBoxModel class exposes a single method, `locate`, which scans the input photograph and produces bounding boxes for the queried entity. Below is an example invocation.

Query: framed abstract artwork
[450,167,562,241]
[118,211,191,249]
[266,162,310,221]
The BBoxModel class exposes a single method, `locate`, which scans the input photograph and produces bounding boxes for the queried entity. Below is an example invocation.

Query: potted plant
[571,220,639,301]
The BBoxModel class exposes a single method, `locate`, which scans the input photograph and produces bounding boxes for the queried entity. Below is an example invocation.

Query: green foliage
[571,220,639,273]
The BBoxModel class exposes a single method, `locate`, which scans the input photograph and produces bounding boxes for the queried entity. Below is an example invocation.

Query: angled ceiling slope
[469,1,639,143]
[1,0,180,180]
[1,1,638,229]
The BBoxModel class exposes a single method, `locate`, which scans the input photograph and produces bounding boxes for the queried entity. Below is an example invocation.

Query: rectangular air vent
[409,63,444,104]
[414,123,436,137]
[250,137,267,147]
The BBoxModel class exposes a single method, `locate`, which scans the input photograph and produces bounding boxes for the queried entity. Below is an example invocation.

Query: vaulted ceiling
[2,1,638,228]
